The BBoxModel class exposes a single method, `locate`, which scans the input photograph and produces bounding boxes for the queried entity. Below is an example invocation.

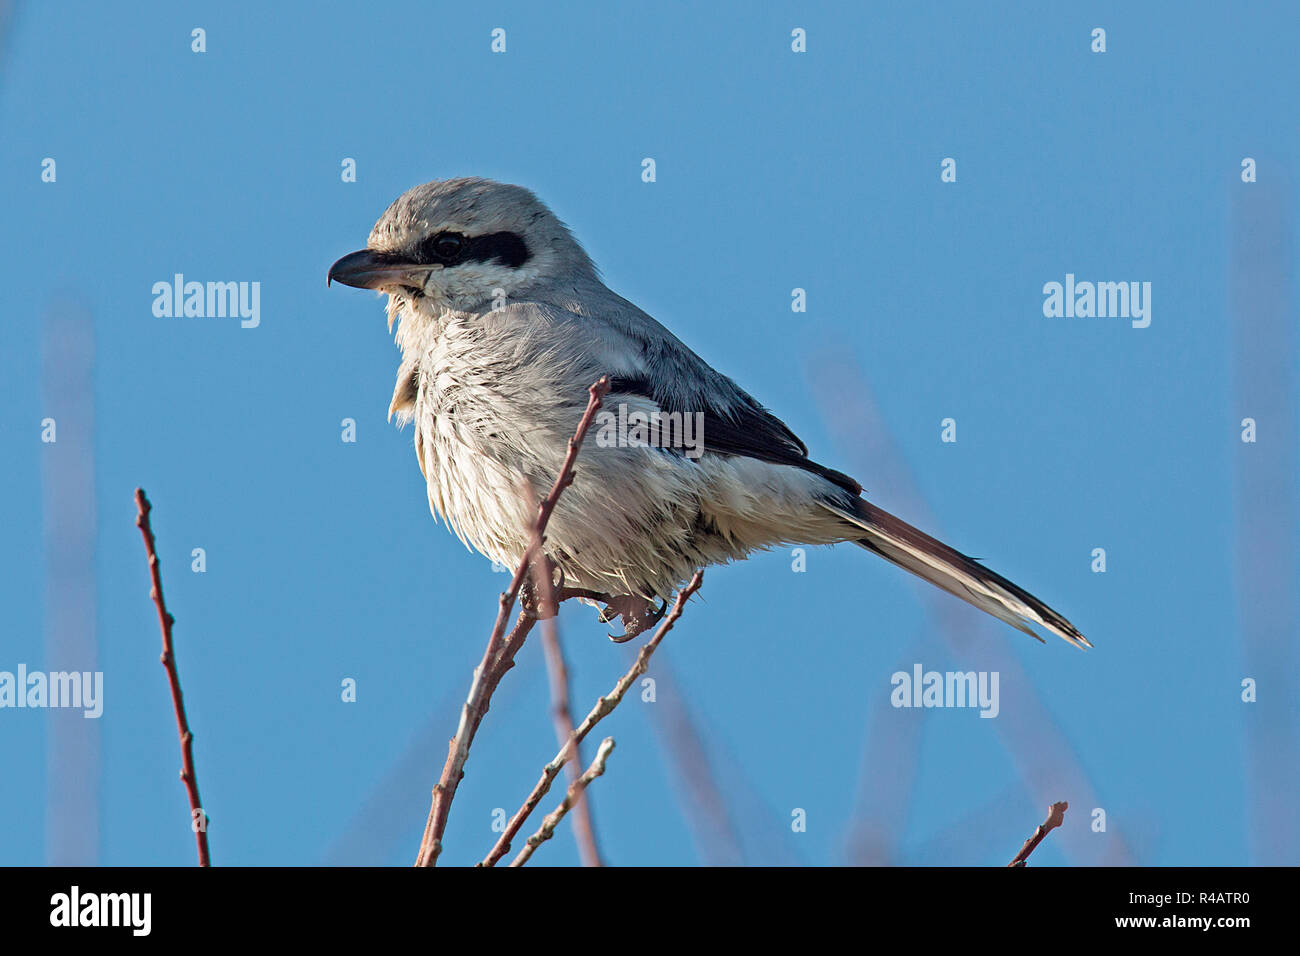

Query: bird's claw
[605,597,668,643]
[534,582,669,643]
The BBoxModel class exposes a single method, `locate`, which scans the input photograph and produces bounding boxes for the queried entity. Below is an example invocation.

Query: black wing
[606,374,862,496]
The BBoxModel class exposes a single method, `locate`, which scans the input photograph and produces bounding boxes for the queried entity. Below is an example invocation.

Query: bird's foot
[519,557,565,619]
[601,595,669,643]
[558,586,609,605]
[529,578,668,643]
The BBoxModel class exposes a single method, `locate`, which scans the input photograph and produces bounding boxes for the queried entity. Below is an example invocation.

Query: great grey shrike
[328,178,1088,648]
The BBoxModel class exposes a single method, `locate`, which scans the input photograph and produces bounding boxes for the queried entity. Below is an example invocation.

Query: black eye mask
[418,230,531,269]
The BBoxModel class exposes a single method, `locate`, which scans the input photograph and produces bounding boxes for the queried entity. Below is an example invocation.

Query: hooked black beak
[327,249,434,291]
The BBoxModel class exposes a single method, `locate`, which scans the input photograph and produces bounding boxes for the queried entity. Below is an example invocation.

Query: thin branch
[510,738,616,867]
[415,376,611,867]
[539,626,603,865]
[1008,801,1068,867]
[133,488,210,867]
[637,651,747,865]
[481,569,704,867]
[524,480,604,867]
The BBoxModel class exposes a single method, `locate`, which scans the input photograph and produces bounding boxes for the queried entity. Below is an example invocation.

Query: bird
[328,177,1089,648]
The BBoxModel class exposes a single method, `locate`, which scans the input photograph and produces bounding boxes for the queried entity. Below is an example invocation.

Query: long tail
[821,498,1091,649]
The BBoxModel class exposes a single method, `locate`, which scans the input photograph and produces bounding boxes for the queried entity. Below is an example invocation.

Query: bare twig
[481,569,705,867]
[524,480,604,867]
[133,488,210,867]
[637,651,747,865]
[415,376,611,867]
[1008,801,1068,867]
[510,738,616,867]
[538,626,603,865]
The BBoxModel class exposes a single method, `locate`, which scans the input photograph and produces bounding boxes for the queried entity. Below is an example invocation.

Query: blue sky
[1,1,1296,866]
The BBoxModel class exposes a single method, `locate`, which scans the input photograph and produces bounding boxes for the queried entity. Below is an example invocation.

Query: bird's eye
[425,231,466,262]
